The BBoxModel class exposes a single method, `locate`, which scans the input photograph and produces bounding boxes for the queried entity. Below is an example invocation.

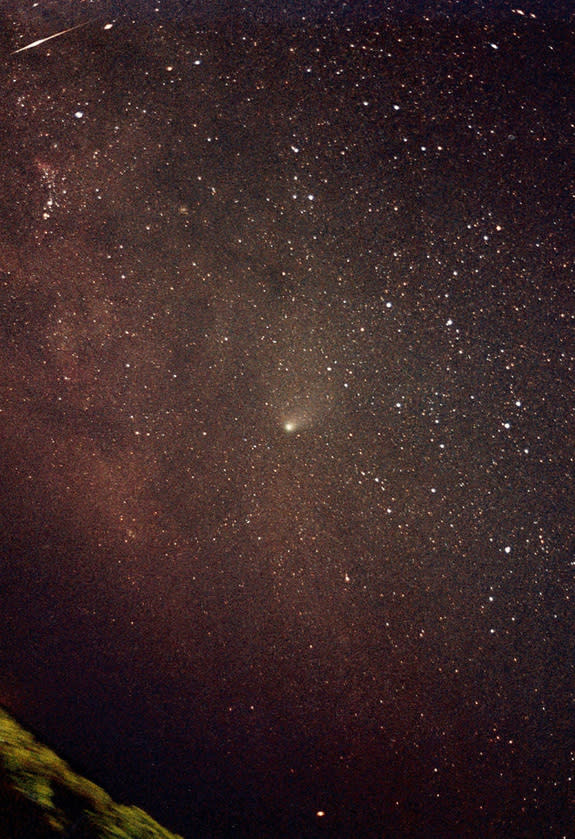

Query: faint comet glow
[0,3,572,838]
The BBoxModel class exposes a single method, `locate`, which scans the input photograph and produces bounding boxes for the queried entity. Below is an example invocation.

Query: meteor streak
[11,21,90,55]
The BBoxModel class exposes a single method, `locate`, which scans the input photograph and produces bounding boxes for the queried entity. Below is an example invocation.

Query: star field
[0,2,573,836]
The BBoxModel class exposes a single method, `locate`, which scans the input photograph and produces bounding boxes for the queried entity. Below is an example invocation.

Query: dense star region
[0,2,573,836]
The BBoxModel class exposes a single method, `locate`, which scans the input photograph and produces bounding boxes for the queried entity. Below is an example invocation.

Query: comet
[11,21,90,55]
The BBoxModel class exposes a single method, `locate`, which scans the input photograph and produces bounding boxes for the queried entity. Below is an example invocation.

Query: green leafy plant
[0,707,183,839]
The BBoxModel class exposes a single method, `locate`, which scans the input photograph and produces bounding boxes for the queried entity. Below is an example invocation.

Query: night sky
[0,1,573,836]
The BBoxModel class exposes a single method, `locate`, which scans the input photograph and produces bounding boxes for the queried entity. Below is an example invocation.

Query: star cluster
[0,2,573,836]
